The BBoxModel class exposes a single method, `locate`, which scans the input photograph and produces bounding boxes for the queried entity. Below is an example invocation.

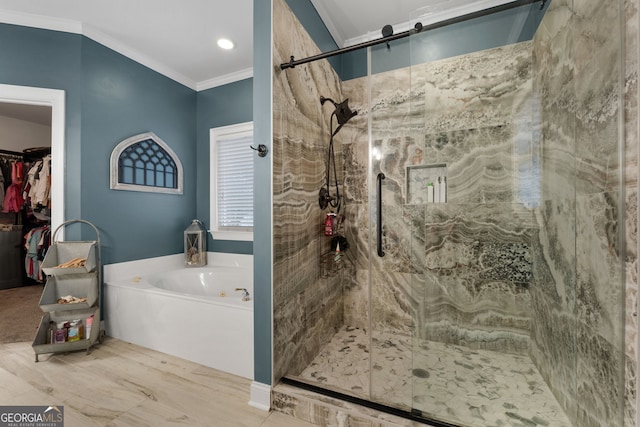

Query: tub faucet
[235,288,251,302]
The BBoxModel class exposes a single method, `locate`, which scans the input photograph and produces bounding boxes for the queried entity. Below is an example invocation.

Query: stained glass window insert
[110,132,182,195]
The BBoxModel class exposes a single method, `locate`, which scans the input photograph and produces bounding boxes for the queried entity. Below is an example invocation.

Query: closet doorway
[0,84,65,234]
[0,84,65,343]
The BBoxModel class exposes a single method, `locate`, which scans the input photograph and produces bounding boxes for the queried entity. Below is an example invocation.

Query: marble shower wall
[342,41,537,355]
[624,0,639,425]
[272,0,351,381]
[530,0,630,425]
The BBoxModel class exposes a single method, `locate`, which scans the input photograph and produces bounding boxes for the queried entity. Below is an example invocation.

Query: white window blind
[210,123,253,240]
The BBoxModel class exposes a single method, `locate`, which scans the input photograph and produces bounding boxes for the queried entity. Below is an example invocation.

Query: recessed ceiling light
[217,38,235,50]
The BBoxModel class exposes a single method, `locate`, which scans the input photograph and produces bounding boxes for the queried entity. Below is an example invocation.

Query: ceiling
[0,0,517,94]
[0,102,51,126]
[310,0,511,47]
[0,0,253,91]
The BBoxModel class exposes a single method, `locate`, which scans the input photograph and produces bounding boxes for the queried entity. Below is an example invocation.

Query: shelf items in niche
[407,163,447,205]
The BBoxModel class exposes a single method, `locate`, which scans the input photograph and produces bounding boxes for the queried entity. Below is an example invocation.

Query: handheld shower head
[318,95,358,212]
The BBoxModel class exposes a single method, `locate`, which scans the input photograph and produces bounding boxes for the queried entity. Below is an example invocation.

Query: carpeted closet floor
[0,284,43,343]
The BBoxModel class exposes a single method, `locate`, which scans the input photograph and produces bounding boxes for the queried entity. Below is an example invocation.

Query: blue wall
[79,37,197,264]
[281,1,549,81]
[359,2,548,79]
[0,23,254,265]
[0,24,83,227]
[196,79,253,255]
[283,0,339,72]
[253,0,273,385]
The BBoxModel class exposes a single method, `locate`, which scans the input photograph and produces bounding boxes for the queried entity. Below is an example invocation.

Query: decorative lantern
[184,219,207,267]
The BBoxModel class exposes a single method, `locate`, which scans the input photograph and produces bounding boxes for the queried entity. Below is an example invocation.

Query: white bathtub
[146,267,252,302]
[104,253,253,379]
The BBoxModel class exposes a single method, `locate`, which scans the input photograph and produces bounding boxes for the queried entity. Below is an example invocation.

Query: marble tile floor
[0,337,313,427]
[293,326,571,427]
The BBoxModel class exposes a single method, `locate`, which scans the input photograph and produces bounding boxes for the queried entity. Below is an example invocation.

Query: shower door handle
[377,172,385,257]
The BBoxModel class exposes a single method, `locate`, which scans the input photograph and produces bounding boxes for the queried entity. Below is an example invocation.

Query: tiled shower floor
[293,326,571,427]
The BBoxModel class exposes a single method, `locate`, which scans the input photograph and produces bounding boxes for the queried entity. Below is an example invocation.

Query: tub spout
[235,288,251,302]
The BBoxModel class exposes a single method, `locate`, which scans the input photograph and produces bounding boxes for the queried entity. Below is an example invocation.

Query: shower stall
[272,0,629,426]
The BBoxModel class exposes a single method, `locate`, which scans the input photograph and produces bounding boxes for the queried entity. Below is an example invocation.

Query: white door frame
[0,84,65,238]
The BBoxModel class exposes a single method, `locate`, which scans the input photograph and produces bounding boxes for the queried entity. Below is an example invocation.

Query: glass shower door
[402,7,571,426]
[367,40,417,412]
[406,25,549,424]
[366,1,631,425]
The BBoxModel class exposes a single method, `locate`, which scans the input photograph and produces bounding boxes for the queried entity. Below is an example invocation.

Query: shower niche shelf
[406,163,448,205]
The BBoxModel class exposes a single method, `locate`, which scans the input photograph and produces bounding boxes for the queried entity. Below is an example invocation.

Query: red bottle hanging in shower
[324,213,336,236]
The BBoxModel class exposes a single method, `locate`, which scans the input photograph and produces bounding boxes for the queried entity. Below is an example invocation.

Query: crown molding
[309,0,345,48]
[344,21,415,48]
[0,9,251,92]
[197,68,253,92]
[0,9,81,34]
[342,0,523,47]
[81,24,198,90]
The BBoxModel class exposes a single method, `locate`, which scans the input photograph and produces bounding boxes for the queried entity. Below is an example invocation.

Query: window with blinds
[210,122,253,241]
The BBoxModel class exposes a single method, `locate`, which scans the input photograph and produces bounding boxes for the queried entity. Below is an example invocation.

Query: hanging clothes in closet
[1,157,25,213]
[0,162,4,212]
[1,148,53,283]
[0,153,18,212]
[24,154,51,214]
[0,151,25,288]
[24,225,50,282]
[21,149,53,282]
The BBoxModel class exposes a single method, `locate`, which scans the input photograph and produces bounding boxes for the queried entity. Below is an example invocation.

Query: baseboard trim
[249,381,271,411]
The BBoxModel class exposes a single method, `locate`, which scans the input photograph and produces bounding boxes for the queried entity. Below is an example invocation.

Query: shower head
[320,96,358,127]
[334,99,357,126]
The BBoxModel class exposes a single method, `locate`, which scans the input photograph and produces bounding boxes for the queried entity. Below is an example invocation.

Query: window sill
[209,231,253,242]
